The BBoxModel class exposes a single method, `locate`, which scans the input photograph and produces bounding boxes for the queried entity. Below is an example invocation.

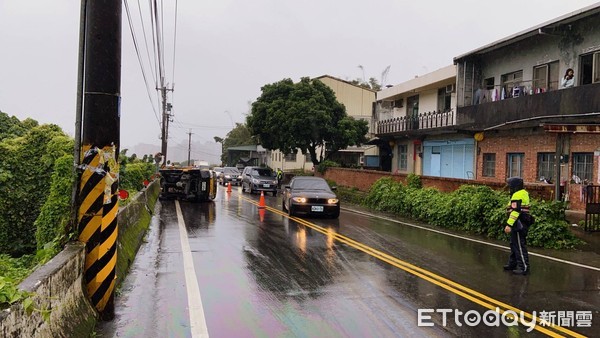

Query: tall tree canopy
[247,77,369,166]
[0,111,38,141]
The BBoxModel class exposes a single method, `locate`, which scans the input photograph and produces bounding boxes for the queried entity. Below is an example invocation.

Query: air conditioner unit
[446,84,456,93]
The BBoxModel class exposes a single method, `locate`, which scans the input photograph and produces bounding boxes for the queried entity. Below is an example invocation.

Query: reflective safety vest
[507,189,530,227]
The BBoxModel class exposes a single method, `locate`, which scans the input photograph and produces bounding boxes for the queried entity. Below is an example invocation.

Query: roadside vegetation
[333,173,582,250]
[299,162,577,251]
[0,111,157,308]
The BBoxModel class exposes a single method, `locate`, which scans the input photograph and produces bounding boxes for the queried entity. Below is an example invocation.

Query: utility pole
[160,87,172,166]
[76,0,121,320]
[187,129,193,165]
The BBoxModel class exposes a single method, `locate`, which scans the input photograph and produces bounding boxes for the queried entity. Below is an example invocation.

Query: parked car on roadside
[282,176,340,218]
[241,166,278,196]
[219,167,241,186]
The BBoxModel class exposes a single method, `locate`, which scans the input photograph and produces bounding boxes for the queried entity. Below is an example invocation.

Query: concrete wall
[457,12,600,107]
[0,243,96,338]
[0,180,160,337]
[317,75,375,122]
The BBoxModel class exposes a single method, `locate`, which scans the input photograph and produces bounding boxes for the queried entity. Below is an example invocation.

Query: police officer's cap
[507,177,524,193]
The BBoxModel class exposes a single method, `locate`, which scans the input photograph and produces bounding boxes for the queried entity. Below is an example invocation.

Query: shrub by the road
[119,161,156,192]
[364,177,581,249]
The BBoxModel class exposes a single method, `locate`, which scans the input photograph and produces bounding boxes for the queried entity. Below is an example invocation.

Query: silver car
[219,167,241,186]
[241,166,278,196]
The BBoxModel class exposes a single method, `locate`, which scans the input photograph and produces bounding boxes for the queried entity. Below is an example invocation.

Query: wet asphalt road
[97,187,600,337]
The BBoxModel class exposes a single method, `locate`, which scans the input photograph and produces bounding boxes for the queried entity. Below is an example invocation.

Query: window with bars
[572,153,593,182]
[483,153,496,177]
[397,144,408,171]
[537,153,556,181]
[507,153,524,178]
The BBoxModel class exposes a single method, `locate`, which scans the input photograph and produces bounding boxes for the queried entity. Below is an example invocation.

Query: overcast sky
[1,1,599,158]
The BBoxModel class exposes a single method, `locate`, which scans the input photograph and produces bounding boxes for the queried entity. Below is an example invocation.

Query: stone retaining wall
[0,180,160,337]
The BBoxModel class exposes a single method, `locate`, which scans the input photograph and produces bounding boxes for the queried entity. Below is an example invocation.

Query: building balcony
[456,83,600,131]
[376,109,455,136]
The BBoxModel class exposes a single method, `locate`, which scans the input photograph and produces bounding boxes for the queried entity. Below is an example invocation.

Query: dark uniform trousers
[507,220,529,271]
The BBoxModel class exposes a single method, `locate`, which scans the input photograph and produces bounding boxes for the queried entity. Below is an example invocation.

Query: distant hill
[126,140,221,165]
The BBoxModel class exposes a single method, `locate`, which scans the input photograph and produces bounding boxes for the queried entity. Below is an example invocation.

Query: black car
[219,167,241,186]
[282,176,340,218]
[241,166,278,196]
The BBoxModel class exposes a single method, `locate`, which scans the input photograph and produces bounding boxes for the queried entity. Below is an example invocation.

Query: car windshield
[292,179,331,191]
[252,169,272,176]
[224,168,239,174]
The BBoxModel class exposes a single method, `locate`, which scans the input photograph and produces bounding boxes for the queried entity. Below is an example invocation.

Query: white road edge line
[175,200,210,338]
[343,207,600,272]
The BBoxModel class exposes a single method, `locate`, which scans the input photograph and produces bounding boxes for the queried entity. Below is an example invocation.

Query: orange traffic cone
[227,182,232,193]
[258,190,266,208]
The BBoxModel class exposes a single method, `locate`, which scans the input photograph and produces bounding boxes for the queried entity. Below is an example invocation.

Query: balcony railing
[457,83,600,130]
[376,109,454,135]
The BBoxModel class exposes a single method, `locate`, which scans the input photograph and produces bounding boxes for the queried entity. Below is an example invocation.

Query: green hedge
[364,177,581,249]
[119,162,156,192]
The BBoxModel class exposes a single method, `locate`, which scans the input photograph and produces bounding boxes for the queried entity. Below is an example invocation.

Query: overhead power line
[136,0,157,85]
[123,0,161,127]
[172,0,178,88]
[124,0,179,160]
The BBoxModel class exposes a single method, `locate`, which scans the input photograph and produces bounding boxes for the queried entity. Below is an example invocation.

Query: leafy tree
[247,77,369,166]
[0,111,36,141]
[0,124,72,255]
[34,154,75,249]
[215,123,256,165]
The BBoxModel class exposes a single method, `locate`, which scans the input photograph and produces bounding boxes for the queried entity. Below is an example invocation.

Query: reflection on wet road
[98,187,599,337]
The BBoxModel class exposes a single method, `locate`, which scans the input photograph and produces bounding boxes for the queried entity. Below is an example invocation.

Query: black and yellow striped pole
[76,0,122,320]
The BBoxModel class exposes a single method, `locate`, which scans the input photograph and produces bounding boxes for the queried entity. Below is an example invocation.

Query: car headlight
[225,175,231,178]
[327,198,339,204]
[252,178,260,184]
[292,197,307,203]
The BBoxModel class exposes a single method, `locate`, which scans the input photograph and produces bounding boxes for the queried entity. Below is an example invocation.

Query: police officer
[503,177,531,275]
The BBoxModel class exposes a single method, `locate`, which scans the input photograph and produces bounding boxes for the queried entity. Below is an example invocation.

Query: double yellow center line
[239,195,586,338]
